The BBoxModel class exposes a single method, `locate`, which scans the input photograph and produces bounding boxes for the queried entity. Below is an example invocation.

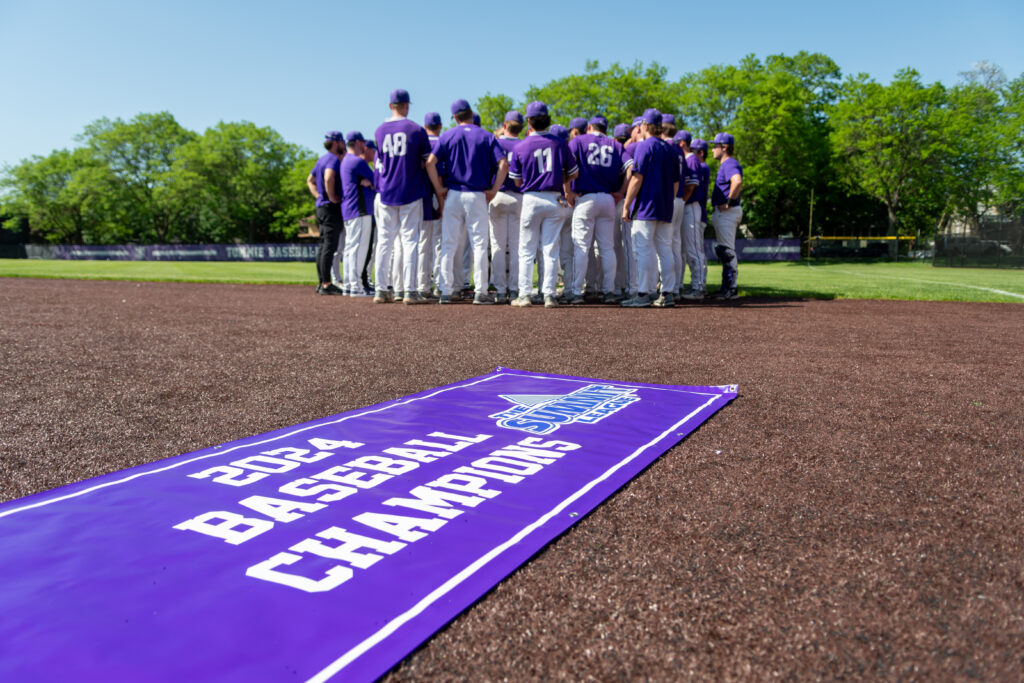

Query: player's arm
[358,162,374,189]
[673,181,680,198]
[621,172,642,221]
[306,172,318,199]
[728,174,742,205]
[682,184,695,201]
[485,159,509,203]
[324,169,341,204]
[425,154,447,198]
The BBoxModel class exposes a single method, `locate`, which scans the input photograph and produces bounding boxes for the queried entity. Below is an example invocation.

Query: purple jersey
[697,160,710,223]
[568,133,627,194]
[423,135,441,221]
[508,133,578,194]
[496,136,521,193]
[311,152,341,207]
[684,154,703,204]
[629,137,680,222]
[712,157,743,207]
[675,148,698,199]
[433,124,505,192]
[339,154,374,221]
[374,118,432,206]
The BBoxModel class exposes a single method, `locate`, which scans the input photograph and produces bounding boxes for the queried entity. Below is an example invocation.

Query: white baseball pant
[373,196,421,294]
[571,192,617,295]
[439,189,489,296]
[632,219,677,295]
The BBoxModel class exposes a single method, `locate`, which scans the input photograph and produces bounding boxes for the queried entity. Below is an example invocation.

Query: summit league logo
[490,384,640,435]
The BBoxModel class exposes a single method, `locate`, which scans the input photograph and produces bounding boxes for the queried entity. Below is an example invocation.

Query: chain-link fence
[934,216,1024,268]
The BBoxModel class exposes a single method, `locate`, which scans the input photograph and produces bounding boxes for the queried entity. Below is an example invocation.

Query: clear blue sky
[1,0,1021,167]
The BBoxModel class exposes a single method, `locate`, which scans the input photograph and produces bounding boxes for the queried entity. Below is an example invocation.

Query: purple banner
[705,238,801,261]
[0,368,736,681]
[51,244,319,261]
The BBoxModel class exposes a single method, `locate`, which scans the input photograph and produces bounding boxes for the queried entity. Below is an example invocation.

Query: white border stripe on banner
[306,393,724,682]
[0,372,722,520]
[0,374,504,519]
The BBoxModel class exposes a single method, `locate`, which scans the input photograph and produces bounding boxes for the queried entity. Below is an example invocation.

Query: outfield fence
[1,239,803,262]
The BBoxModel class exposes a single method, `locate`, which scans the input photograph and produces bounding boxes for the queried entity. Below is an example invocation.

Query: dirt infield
[2,278,1022,680]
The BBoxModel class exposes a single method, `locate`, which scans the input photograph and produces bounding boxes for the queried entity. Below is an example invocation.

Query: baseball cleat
[710,288,738,300]
[602,292,618,305]
[567,295,585,305]
[473,293,496,305]
[438,294,453,304]
[652,293,676,308]
[682,288,705,301]
[544,294,559,308]
[322,283,345,295]
[373,290,388,303]
[510,296,532,307]
[621,294,652,308]
[494,293,508,305]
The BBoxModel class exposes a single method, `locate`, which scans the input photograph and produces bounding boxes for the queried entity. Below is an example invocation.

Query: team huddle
[308,89,744,307]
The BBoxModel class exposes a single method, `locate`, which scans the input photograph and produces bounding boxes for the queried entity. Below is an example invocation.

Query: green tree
[525,60,683,127]
[166,121,313,242]
[0,148,122,244]
[475,93,516,133]
[78,111,197,242]
[995,73,1024,218]
[829,69,950,251]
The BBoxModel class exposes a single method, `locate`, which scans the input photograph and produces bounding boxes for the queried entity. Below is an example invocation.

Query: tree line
[2,52,1021,245]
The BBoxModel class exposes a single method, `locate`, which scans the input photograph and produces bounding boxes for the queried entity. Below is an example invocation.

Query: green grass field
[2,258,1023,303]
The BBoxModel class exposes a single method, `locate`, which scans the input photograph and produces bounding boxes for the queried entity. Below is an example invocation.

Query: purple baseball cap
[450,98,471,116]
[642,108,662,125]
[549,124,569,140]
[389,89,411,104]
[504,110,524,124]
[691,139,708,152]
[631,117,642,128]
[589,115,608,129]
[345,130,365,143]
[662,114,676,126]
[569,117,588,132]
[713,132,735,146]
[613,123,630,138]
[424,112,442,127]
[365,140,377,150]
[673,130,693,144]
[526,101,549,118]
[324,131,344,142]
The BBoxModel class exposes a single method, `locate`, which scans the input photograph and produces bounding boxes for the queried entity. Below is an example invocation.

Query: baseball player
[339,131,375,297]
[373,89,432,304]
[547,123,574,301]
[306,131,346,295]
[670,130,699,297]
[509,101,579,308]
[420,112,444,299]
[612,123,636,299]
[426,98,509,305]
[566,115,627,304]
[680,133,708,299]
[489,110,525,304]
[620,109,680,307]
[359,141,378,295]
[710,132,743,299]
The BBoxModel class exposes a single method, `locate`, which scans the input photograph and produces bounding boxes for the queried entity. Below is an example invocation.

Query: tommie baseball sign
[0,368,736,681]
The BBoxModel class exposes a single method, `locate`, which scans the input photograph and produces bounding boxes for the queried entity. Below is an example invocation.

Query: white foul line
[804,262,1024,299]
